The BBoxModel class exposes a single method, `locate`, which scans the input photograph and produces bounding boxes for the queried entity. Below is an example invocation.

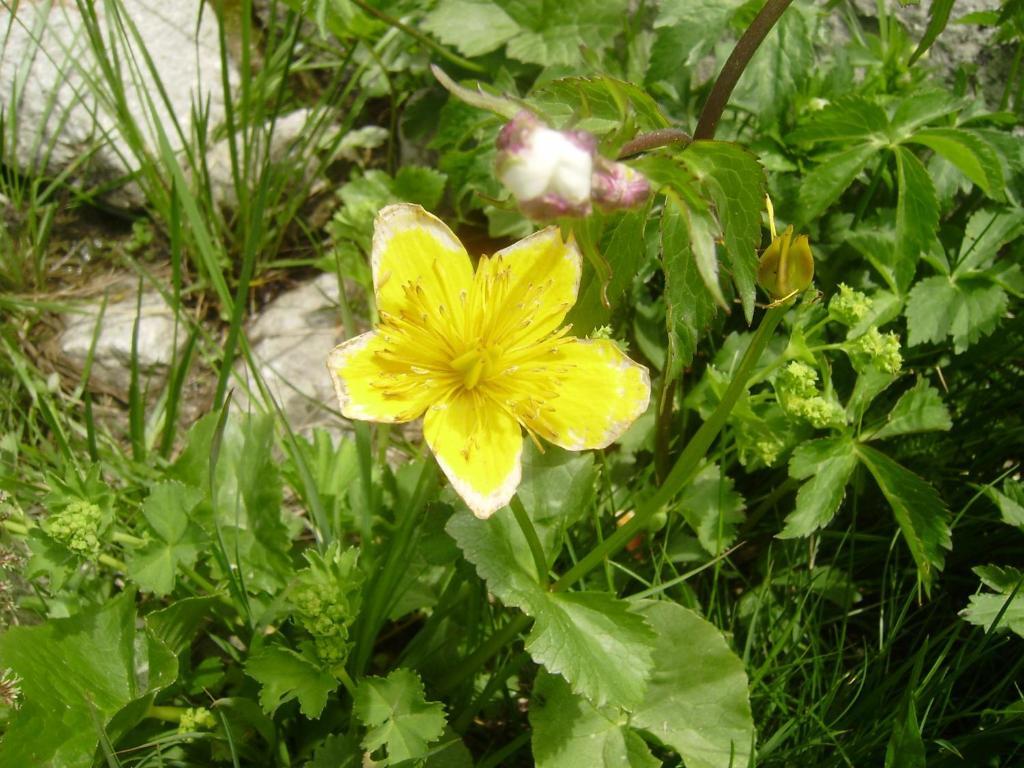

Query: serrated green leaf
[984,479,1024,529]
[530,671,659,768]
[870,379,952,440]
[245,646,337,718]
[894,145,939,293]
[531,76,669,132]
[647,0,744,81]
[962,565,1024,637]
[954,206,1024,276]
[677,463,746,554]
[527,591,656,710]
[422,0,520,57]
[128,481,206,596]
[778,437,858,539]
[890,89,966,138]
[632,601,755,768]
[495,0,630,66]
[353,669,447,765]
[661,197,718,369]
[681,141,766,321]
[0,591,176,768]
[799,143,877,224]
[906,128,1004,199]
[517,443,596,526]
[790,97,889,144]
[905,274,1008,353]
[447,511,656,709]
[856,445,951,594]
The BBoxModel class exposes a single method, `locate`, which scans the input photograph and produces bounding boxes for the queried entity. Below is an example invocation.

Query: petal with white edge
[327,331,439,423]
[515,339,651,450]
[371,204,474,321]
[424,392,523,518]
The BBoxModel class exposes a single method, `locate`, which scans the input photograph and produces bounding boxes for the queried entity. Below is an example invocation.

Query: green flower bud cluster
[828,283,872,326]
[774,362,845,429]
[848,327,902,374]
[178,706,217,735]
[290,544,363,667]
[44,500,103,557]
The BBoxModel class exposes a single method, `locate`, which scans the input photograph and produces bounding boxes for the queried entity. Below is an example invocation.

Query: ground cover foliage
[1,0,1023,765]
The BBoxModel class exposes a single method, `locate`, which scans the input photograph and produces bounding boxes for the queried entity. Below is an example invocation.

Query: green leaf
[245,645,337,718]
[894,146,939,293]
[778,437,858,539]
[353,669,447,765]
[661,197,718,369]
[0,591,175,768]
[531,76,669,132]
[890,89,966,138]
[632,601,755,768]
[527,592,657,710]
[790,97,889,144]
[677,463,746,555]
[905,274,1008,353]
[447,511,656,709]
[422,0,520,57]
[530,671,659,768]
[681,141,766,321]
[954,206,1024,276]
[856,445,952,594]
[961,565,1024,637]
[647,0,744,82]
[569,211,649,334]
[518,444,596,527]
[495,0,630,66]
[909,0,955,64]
[906,128,1004,199]
[145,596,218,656]
[870,379,952,440]
[984,479,1024,529]
[128,481,205,595]
[885,698,926,768]
[799,143,877,224]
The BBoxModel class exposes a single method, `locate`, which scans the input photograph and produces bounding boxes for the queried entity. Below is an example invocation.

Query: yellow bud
[757,225,814,300]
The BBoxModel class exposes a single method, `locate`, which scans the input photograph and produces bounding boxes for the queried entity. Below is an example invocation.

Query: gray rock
[238,273,360,432]
[1,1,236,208]
[59,284,189,394]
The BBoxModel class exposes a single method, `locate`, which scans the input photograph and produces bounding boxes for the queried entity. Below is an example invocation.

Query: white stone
[59,286,189,392]
[1,1,235,207]
[238,273,358,432]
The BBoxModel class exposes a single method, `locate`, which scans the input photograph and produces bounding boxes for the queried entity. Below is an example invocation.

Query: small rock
[238,273,361,432]
[59,285,190,394]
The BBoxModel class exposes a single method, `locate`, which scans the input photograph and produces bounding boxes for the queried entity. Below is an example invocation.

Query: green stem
[617,128,693,159]
[552,302,789,592]
[2,519,29,537]
[693,0,796,140]
[99,553,128,572]
[510,496,549,584]
[146,705,185,723]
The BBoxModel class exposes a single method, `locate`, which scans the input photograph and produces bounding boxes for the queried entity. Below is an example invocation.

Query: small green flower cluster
[848,327,903,374]
[178,706,217,735]
[828,283,872,326]
[44,500,104,558]
[290,544,363,667]
[774,362,845,429]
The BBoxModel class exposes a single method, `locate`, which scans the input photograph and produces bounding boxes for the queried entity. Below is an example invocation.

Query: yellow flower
[327,204,651,518]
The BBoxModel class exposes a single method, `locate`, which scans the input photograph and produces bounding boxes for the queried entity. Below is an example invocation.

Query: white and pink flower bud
[495,111,595,218]
[495,111,650,220]
[591,156,652,212]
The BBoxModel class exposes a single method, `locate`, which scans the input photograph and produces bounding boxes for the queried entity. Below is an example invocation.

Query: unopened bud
[757,225,814,300]
[495,111,594,219]
[591,156,651,212]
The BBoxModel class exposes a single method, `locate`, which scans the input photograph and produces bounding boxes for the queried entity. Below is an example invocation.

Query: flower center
[450,346,502,390]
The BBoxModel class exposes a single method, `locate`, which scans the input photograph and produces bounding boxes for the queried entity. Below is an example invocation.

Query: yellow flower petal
[372,204,474,320]
[516,339,650,450]
[424,392,523,518]
[327,331,442,423]
[480,226,582,344]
